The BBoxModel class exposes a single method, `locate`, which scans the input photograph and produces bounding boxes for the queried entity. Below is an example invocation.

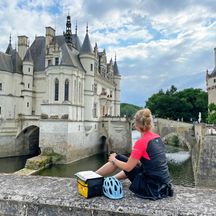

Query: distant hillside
[120,103,142,118]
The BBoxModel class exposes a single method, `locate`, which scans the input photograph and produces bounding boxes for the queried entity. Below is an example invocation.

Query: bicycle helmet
[103,176,124,199]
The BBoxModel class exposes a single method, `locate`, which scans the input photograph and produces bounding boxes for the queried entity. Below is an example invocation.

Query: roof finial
[9,33,11,44]
[86,22,88,33]
[115,53,117,62]
[75,20,77,35]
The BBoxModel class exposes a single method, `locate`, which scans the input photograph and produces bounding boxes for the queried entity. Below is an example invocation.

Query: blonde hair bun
[134,108,153,132]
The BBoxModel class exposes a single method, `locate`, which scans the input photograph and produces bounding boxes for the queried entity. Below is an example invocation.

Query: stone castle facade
[0,16,132,163]
[0,15,121,121]
[206,48,216,105]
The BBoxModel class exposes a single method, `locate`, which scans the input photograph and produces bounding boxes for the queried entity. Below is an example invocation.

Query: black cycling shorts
[115,154,142,182]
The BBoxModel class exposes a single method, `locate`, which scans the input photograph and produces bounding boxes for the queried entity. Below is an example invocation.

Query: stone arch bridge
[153,118,195,151]
[154,118,216,188]
[0,116,131,162]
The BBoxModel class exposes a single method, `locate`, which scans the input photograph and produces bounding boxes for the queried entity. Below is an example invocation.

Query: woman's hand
[108,153,117,163]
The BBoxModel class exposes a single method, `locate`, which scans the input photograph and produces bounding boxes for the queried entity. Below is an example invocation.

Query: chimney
[46,26,55,46]
[18,35,28,60]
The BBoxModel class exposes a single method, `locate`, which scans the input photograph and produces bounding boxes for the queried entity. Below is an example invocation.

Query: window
[54,78,59,101]
[90,63,93,71]
[93,103,97,118]
[94,84,97,94]
[0,106,1,115]
[79,82,82,104]
[28,83,30,88]
[27,102,29,107]
[55,57,59,65]
[214,79,216,83]
[64,79,69,101]
[28,68,31,72]
[48,59,52,66]
[74,80,77,103]
[0,83,2,91]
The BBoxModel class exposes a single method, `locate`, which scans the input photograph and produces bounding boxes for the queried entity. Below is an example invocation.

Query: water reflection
[0,155,31,173]
[38,154,108,178]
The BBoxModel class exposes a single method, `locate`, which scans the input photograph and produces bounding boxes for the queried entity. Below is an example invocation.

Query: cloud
[0,0,215,107]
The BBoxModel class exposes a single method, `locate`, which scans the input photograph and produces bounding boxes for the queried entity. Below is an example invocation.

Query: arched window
[54,78,59,101]
[74,80,77,103]
[79,82,82,104]
[64,79,69,101]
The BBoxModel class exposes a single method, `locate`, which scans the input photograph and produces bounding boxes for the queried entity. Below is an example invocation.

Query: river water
[37,130,195,187]
[0,131,194,187]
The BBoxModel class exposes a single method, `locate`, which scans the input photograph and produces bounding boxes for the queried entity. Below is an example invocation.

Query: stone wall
[194,124,216,187]
[104,118,131,154]
[39,118,131,163]
[155,119,216,188]
[0,174,216,216]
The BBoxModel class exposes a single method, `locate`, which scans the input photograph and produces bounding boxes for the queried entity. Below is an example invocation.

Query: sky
[0,0,216,107]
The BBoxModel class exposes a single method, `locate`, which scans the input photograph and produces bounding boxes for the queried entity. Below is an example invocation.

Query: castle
[0,16,131,162]
[0,15,120,121]
[206,48,216,105]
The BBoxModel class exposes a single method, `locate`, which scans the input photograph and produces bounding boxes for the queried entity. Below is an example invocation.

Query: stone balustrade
[0,174,216,215]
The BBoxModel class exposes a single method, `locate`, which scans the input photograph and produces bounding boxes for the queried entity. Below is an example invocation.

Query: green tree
[120,103,142,118]
[208,103,216,124]
[145,86,208,122]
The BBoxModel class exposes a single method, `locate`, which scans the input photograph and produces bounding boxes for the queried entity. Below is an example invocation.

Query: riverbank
[0,174,215,215]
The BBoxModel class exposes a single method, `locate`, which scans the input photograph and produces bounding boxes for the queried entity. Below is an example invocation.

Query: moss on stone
[25,155,51,170]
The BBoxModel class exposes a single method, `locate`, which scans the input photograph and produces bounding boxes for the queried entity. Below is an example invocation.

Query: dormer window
[55,57,59,65]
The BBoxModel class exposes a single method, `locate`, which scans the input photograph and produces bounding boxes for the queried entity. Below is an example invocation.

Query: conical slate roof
[5,35,13,55]
[23,48,33,62]
[209,67,216,77]
[5,43,13,55]
[113,60,120,76]
[80,33,93,54]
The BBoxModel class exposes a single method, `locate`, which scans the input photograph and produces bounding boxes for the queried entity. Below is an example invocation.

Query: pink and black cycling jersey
[131,131,170,184]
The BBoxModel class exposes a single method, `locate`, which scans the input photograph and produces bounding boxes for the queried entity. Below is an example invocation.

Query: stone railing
[0,174,216,215]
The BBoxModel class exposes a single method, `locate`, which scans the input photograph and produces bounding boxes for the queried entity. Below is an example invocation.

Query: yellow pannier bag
[75,171,104,198]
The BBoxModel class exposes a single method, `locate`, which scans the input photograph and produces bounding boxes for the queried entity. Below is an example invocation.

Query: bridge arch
[16,125,40,156]
[98,135,108,153]
[162,132,191,152]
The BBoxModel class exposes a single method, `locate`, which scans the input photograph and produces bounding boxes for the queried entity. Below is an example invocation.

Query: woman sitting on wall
[96,108,173,200]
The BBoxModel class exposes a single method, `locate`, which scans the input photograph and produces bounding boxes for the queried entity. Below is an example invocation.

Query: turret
[113,55,121,116]
[79,24,95,120]
[5,34,13,55]
[206,48,216,105]
[22,48,34,115]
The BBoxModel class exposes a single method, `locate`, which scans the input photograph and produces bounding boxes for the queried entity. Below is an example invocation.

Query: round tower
[79,24,96,120]
[206,48,216,105]
[22,48,34,115]
[113,55,121,116]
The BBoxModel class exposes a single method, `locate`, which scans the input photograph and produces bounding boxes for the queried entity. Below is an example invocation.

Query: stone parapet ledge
[0,174,215,216]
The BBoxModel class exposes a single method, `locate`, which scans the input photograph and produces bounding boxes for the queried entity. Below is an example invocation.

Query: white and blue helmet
[103,177,124,199]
